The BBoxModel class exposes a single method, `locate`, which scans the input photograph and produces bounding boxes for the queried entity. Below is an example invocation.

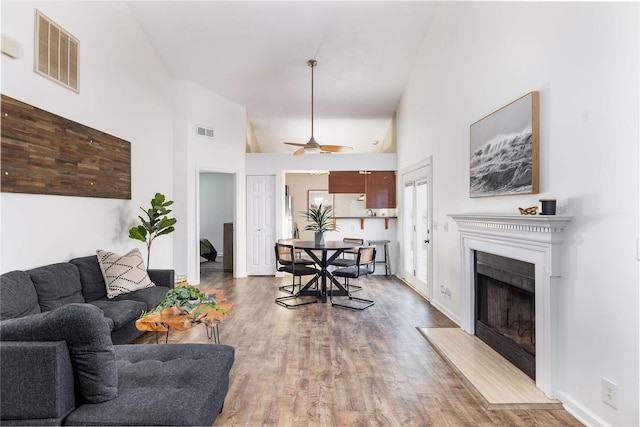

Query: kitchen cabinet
[328,170,396,209]
[365,171,396,209]
[328,171,365,193]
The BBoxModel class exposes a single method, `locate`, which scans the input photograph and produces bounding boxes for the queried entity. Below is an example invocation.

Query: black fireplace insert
[475,251,536,379]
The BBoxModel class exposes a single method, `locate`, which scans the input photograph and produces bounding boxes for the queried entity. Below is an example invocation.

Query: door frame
[399,157,433,301]
[195,166,237,285]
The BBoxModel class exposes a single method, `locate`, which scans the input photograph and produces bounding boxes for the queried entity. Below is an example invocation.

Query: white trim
[449,213,573,399]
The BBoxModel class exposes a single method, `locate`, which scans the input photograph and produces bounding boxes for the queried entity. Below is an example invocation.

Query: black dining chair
[276,238,316,294]
[330,237,363,267]
[274,243,320,308]
[330,246,376,310]
[330,238,364,292]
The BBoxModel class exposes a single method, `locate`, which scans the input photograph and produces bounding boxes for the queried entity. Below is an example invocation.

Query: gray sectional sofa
[0,255,235,426]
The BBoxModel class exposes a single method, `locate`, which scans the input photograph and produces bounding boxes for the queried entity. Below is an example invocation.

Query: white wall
[171,81,246,283]
[0,1,173,271]
[396,3,639,426]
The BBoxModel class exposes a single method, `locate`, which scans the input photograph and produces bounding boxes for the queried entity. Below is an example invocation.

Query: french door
[402,163,432,299]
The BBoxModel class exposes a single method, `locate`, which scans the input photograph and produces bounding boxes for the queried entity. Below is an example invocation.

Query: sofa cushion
[89,299,147,330]
[69,255,108,302]
[0,270,41,321]
[64,343,235,426]
[0,341,76,423]
[28,263,85,312]
[97,248,155,299]
[112,285,171,311]
[0,303,117,404]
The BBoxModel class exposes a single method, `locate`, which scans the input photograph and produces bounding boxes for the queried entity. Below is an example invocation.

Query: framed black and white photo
[470,91,539,198]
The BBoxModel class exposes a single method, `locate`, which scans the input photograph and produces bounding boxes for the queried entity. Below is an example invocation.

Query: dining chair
[330,246,376,310]
[330,237,363,267]
[277,238,316,294]
[274,243,320,308]
[330,238,364,293]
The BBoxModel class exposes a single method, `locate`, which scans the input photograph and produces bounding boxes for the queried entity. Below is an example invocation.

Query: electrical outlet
[443,222,449,232]
[602,378,618,409]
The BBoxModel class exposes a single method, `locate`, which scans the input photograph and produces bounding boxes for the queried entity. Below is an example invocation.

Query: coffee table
[135,289,234,343]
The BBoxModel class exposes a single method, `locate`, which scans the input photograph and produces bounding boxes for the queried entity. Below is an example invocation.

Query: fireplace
[475,251,535,379]
[449,213,572,398]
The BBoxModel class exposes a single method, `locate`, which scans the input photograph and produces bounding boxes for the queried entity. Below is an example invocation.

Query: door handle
[424,239,430,244]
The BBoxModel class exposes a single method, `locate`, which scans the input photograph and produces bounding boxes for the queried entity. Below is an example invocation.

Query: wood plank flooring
[133,272,582,426]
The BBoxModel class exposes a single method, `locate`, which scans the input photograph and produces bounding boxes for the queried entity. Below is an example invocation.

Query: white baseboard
[557,391,611,427]
[430,298,460,326]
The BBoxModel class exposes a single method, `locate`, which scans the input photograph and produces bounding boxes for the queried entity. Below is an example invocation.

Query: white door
[246,175,275,275]
[402,164,432,299]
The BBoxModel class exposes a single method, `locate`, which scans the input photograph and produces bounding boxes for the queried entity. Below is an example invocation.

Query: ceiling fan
[284,59,353,156]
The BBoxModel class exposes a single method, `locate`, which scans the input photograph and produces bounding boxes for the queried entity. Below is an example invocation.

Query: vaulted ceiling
[125,1,439,154]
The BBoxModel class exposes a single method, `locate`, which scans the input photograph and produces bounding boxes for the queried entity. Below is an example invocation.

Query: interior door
[402,165,432,299]
[246,175,275,275]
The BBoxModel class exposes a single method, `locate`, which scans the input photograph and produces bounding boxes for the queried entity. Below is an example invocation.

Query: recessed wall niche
[1,94,131,199]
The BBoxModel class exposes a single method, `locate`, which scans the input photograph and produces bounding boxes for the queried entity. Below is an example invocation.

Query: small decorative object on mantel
[518,206,538,215]
[539,199,557,215]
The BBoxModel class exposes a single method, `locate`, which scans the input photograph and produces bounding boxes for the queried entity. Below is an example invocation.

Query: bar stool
[366,239,391,275]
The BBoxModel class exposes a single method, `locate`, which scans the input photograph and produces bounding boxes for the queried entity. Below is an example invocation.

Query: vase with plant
[128,193,177,267]
[141,284,229,322]
[302,203,336,246]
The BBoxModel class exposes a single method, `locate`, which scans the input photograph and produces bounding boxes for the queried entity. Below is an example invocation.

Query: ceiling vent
[196,125,214,139]
[34,10,79,93]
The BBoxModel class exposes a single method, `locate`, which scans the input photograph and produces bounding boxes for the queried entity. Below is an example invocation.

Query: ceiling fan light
[305,146,321,154]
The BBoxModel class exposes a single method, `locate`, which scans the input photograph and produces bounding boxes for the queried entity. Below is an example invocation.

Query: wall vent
[34,10,79,93]
[196,125,214,138]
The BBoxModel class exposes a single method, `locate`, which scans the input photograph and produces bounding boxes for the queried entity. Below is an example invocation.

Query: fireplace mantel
[448,213,573,236]
[448,212,573,398]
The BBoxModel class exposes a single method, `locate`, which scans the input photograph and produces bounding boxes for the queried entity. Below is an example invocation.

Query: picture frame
[470,91,539,198]
[307,190,334,218]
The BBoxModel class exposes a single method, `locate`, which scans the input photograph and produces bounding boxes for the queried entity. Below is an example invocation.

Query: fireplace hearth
[475,251,535,379]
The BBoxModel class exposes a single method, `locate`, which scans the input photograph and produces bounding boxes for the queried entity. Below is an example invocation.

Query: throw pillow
[97,248,155,299]
[0,303,118,403]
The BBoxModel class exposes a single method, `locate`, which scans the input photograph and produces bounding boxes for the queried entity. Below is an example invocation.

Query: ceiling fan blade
[320,145,353,153]
[293,147,306,156]
[284,142,307,147]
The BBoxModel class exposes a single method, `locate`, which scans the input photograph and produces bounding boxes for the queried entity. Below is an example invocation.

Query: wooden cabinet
[328,171,365,193]
[365,171,396,209]
[223,223,233,272]
[328,170,396,209]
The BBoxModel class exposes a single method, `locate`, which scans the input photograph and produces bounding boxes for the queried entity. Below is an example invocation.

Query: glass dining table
[292,240,361,303]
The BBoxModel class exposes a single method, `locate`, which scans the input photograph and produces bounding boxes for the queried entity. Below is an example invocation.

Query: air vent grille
[196,125,214,138]
[35,10,79,93]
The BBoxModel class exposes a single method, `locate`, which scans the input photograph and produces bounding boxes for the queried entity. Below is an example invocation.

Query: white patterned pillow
[96,248,155,299]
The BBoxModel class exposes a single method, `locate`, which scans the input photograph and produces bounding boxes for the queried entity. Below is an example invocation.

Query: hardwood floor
[133,271,582,426]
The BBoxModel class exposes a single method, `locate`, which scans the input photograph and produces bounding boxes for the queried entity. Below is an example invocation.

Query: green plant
[302,203,336,233]
[141,285,229,318]
[128,193,177,266]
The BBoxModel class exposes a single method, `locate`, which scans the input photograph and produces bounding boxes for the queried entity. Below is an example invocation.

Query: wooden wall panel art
[1,94,131,199]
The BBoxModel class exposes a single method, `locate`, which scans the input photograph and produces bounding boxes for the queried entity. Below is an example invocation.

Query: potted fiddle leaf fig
[128,193,177,267]
[302,203,336,246]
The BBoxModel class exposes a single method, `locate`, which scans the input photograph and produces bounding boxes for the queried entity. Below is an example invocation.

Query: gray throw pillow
[0,303,117,403]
